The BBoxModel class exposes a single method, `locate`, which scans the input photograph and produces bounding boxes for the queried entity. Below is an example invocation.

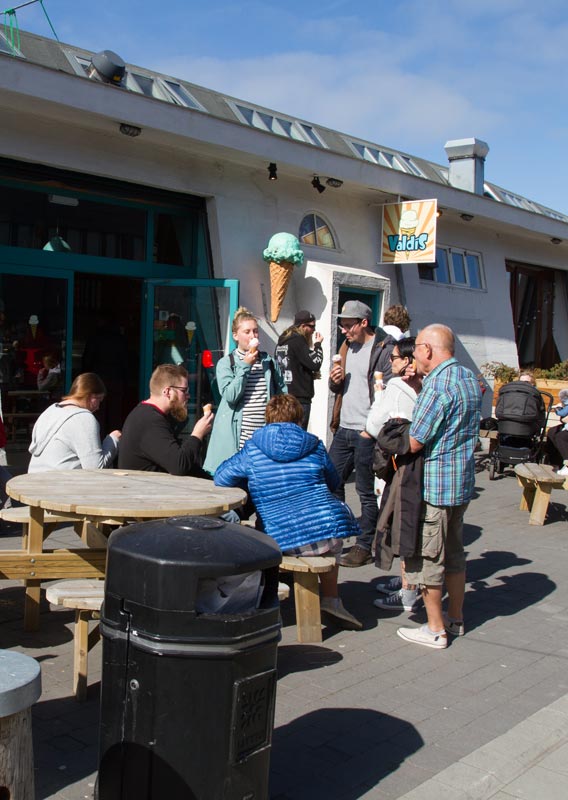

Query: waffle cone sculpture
[269,260,295,322]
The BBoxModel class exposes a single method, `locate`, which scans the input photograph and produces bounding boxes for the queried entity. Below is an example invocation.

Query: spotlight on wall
[325,177,343,188]
[267,162,278,181]
[436,208,444,218]
[311,176,326,194]
[119,123,142,137]
[551,237,562,245]
[460,213,474,222]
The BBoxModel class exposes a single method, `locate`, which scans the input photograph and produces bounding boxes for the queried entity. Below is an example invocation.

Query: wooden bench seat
[279,555,335,643]
[514,463,567,525]
[45,579,105,701]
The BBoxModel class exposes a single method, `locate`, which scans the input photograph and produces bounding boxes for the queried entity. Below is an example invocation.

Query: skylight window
[347,140,426,177]
[0,30,23,57]
[230,102,326,147]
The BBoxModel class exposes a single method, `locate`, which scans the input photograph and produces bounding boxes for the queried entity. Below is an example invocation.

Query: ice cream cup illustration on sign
[248,337,259,356]
[185,321,196,345]
[262,233,305,322]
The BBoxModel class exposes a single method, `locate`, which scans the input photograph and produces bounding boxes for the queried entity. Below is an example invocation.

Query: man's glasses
[169,385,189,395]
[413,342,430,352]
[338,320,361,332]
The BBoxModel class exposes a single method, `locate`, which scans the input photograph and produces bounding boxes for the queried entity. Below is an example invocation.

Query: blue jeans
[329,426,378,551]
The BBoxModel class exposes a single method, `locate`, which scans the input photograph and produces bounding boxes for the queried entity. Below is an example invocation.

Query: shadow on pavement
[277,644,342,678]
[270,707,424,799]
[464,570,556,633]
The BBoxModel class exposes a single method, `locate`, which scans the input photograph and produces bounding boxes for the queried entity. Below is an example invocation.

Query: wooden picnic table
[3,470,246,630]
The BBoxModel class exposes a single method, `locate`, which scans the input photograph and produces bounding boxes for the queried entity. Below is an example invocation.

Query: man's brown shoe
[339,545,373,567]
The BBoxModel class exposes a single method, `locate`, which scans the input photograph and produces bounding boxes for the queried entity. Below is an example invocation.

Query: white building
[1,29,567,446]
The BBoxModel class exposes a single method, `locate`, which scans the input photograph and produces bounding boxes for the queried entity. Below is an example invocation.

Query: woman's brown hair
[62,373,106,404]
[265,394,304,425]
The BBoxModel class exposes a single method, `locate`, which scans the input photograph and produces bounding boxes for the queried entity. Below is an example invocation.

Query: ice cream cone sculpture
[262,233,304,322]
[248,337,259,355]
[374,371,384,393]
[185,321,196,345]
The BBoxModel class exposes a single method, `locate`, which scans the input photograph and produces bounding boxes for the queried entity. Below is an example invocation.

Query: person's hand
[192,411,214,439]
[329,363,344,384]
[243,350,258,365]
[110,429,122,440]
[360,431,373,439]
[314,331,323,344]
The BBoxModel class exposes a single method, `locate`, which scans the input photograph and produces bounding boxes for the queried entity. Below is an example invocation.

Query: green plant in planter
[480,362,518,383]
[533,360,568,380]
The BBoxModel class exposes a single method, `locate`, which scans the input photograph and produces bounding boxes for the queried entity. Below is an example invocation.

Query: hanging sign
[381,199,437,263]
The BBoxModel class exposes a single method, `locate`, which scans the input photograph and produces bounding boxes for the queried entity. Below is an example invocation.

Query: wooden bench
[45,579,105,701]
[514,463,567,525]
[279,555,335,643]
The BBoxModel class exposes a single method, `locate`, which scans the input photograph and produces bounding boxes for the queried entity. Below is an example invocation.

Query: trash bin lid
[105,516,282,611]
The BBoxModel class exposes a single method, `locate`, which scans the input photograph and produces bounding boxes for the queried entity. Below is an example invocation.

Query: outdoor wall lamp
[460,213,474,222]
[311,176,326,194]
[267,163,278,181]
[119,123,142,137]
[551,237,562,245]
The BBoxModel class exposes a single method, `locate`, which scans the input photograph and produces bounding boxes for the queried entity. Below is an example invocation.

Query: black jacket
[118,402,207,476]
[375,419,423,568]
[275,331,323,401]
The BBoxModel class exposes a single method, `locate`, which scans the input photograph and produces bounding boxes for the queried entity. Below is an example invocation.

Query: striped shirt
[236,352,268,447]
[410,357,481,507]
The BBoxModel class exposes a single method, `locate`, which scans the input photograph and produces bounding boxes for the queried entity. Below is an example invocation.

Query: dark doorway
[74,273,141,432]
[507,262,560,369]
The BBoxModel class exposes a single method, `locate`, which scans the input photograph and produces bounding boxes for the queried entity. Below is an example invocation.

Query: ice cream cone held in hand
[262,233,304,321]
[248,337,259,356]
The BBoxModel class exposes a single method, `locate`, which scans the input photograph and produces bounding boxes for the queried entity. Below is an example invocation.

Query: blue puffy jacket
[214,423,361,551]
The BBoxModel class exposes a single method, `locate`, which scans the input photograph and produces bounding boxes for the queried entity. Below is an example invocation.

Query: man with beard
[275,309,324,429]
[118,364,213,475]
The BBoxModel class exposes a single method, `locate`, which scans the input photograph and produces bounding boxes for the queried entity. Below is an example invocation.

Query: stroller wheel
[489,459,497,480]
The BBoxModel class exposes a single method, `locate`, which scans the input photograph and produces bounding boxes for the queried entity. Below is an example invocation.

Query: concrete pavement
[1,452,567,798]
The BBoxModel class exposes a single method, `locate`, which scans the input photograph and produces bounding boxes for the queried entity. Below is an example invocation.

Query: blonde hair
[149,364,188,395]
[232,306,257,336]
[62,373,106,403]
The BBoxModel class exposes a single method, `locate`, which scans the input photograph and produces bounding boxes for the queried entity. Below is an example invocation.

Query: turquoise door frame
[142,279,240,397]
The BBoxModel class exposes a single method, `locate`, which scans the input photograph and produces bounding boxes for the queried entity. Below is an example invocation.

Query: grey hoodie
[28,403,119,473]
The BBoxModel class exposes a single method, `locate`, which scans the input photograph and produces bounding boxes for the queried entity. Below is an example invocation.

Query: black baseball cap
[294,310,316,325]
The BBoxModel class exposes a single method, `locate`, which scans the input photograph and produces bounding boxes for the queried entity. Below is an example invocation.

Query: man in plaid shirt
[397,324,482,649]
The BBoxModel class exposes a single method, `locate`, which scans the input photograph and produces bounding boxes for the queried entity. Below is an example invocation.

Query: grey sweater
[28,403,119,473]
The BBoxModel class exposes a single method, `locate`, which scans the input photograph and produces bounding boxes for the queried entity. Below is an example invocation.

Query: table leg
[293,572,322,643]
[23,506,45,632]
[529,484,552,526]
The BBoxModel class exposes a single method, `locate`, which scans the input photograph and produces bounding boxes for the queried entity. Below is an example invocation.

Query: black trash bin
[97,515,282,800]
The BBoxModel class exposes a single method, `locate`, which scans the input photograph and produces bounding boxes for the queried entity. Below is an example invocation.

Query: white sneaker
[443,613,465,637]
[321,598,363,630]
[375,576,402,595]
[397,624,447,649]
[556,464,568,476]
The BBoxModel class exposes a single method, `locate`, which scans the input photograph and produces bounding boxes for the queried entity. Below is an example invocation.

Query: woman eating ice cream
[203,306,286,475]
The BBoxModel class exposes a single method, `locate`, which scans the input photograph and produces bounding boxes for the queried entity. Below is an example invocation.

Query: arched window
[299,213,337,249]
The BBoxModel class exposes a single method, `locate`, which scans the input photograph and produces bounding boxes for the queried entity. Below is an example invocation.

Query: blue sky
[13,0,568,214]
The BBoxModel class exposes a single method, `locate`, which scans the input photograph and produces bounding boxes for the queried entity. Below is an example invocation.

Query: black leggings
[545,425,568,466]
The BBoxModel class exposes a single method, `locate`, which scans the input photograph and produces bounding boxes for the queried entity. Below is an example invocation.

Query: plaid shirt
[410,357,481,506]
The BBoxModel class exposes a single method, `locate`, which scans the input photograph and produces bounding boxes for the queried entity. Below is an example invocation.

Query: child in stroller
[488,377,553,480]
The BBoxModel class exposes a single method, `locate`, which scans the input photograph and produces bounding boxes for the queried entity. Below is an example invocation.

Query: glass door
[143,279,239,426]
[0,265,72,456]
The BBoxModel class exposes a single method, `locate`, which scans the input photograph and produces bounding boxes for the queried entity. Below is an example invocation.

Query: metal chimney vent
[88,50,126,85]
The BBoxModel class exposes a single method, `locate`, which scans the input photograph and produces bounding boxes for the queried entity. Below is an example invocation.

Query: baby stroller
[488,381,554,480]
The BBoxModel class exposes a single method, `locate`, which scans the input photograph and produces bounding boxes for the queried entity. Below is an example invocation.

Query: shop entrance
[74,273,142,433]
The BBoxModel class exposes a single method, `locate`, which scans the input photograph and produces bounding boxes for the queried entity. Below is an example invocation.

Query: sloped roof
[2,27,567,225]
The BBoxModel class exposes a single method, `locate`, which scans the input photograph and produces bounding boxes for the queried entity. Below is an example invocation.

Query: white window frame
[0,30,23,57]
[346,139,426,177]
[419,245,486,291]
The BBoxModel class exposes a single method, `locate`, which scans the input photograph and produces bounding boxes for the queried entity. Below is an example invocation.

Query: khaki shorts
[404,502,468,586]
